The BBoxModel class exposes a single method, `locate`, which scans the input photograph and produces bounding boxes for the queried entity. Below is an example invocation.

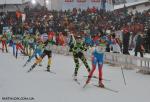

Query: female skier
[23,38,44,67]
[84,43,106,88]
[27,36,55,72]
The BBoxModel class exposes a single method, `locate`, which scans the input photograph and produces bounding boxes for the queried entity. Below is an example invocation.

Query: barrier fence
[51,45,150,74]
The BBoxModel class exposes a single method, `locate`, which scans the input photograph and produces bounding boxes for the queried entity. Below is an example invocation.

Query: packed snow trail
[0,51,150,102]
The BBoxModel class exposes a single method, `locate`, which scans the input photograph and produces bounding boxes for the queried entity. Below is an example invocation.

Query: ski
[27,69,32,73]
[26,64,36,73]
[74,79,80,85]
[93,85,119,93]
[38,64,42,67]
[83,76,111,82]
[23,61,29,67]
[83,83,88,88]
[45,70,56,74]
[23,64,26,67]
[23,63,27,67]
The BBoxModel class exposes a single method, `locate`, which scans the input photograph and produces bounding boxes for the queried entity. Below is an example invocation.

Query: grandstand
[0,0,149,12]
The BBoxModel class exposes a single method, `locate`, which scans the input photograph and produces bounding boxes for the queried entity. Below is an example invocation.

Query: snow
[0,48,150,102]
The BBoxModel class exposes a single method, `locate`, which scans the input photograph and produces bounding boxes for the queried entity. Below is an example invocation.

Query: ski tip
[26,70,31,73]
[83,84,87,88]
[23,65,26,67]
[38,65,42,67]
[94,85,119,93]
[45,70,56,74]
[74,79,80,85]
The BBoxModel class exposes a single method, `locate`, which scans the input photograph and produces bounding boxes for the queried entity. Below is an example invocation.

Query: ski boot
[38,63,42,67]
[6,49,8,53]
[23,61,29,67]
[99,81,104,88]
[73,75,77,81]
[83,79,90,88]
[46,65,50,72]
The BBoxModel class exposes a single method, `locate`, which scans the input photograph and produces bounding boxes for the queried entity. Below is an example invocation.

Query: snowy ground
[0,48,150,102]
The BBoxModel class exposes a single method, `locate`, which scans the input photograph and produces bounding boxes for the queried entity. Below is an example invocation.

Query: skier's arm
[82,43,88,51]
[69,43,74,52]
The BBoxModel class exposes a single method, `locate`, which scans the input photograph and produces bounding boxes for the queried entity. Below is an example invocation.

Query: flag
[16,10,22,19]
[91,0,100,2]
[65,0,73,2]
[22,13,26,22]
[123,4,128,16]
[77,0,86,2]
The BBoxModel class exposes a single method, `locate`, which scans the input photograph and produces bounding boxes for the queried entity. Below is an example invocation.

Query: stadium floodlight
[31,0,36,5]
[46,0,49,4]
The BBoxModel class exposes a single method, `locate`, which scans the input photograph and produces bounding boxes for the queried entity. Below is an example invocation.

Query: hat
[99,43,106,47]
[75,35,82,39]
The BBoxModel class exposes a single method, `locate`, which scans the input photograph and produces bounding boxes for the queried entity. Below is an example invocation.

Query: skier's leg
[86,56,97,83]
[47,51,52,71]
[98,64,104,87]
[73,53,80,77]
[35,54,38,60]
[25,44,29,56]
[80,53,90,73]
[47,57,51,70]
[35,49,42,60]
[28,53,45,72]
[28,50,37,62]
[12,43,16,56]
[16,49,18,59]
[134,51,138,56]
[24,50,37,67]
[4,41,8,52]
[29,45,32,57]
[86,64,96,84]
[19,44,24,54]
[140,51,143,57]
[37,50,43,66]
[33,50,46,66]
[16,44,19,58]
[2,40,5,52]
[35,53,45,65]
[17,44,23,55]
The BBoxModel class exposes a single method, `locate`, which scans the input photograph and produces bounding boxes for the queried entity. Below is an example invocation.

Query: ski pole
[121,65,126,86]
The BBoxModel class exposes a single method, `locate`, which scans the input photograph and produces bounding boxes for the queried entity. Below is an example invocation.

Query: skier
[84,34,92,46]
[27,36,55,72]
[84,43,106,88]
[111,34,121,53]
[22,34,29,56]
[134,32,144,57]
[70,35,90,80]
[15,35,25,58]
[11,34,17,56]
[1,32,8,52]
[28,35,35,57]
[23,38,44,67]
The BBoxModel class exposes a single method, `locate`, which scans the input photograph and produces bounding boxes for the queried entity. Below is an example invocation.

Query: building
[0,0,29,12]
[0,0,114,12]
[114,0,150,14]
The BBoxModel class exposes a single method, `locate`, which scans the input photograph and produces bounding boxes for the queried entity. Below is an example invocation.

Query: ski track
[0,47,150,102]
